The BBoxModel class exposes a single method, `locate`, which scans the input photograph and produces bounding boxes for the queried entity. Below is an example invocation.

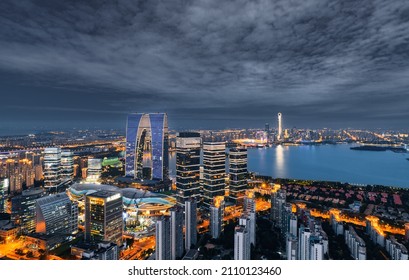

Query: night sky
[1,0,409,134]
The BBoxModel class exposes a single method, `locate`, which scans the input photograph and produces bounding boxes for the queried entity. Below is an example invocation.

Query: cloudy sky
[1,0,409,133]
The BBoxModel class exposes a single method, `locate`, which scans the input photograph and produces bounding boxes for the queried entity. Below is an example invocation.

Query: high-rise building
[286,235,298,260]
[202,142,226,208]
[289,214,298,237]
[35,193,78,235]
[43,147,61,190]
[11,188,45,234]
[298,226,311,260]
[175,132,201,204]
[0,179,8,213]
[155,216,171,260]
[185,198,197,251]
[345,226,366,260]
[125,113,169,181]
[309,236,324,260]
[281,203,292,239]
[87,158,102,183]
[271,190,286,226]
[169,206,184,259]
[210,196,224,239]
[242,196,256,246]
[85,191,123,246]
[60,150,74,182]
[277,112,283,141]
[234,225,250,260]
[228,148,247,204]
[34,165,43,181]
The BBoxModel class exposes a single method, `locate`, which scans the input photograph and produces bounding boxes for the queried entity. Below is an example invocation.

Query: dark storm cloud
[0,0,409,130]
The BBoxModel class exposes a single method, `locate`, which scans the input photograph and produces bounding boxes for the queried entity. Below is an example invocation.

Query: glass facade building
[60,150,74,182]
[125,113,169,181]
[85,190,123,246]
[175,132,201,204]
[43,147,61,190]
[228,147,248,204]
[202,142,226,208]
[35,193,78,235]
[11,188,45,234]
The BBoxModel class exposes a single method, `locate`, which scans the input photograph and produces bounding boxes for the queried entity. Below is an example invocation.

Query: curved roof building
[68,183,175,211]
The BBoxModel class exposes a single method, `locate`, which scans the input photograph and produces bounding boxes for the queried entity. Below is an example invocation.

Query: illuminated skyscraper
[185,198,197,251]
[210,196,224,239]
[125,113,169,181]
[202,142,226,208]
[277,112,283,141]
[35,193,78,235]
[85,191,123,246]
[43,147,61,190]
[228,148,247,204]
[155,216,171,260]
[60,150,74,182]
[170,206,184,259]
[175,132,201,204]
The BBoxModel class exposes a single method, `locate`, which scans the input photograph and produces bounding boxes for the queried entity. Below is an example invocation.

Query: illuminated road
[120,236,155,260]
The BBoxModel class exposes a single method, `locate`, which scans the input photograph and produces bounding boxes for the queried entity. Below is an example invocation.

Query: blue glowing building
[125,113,169,181]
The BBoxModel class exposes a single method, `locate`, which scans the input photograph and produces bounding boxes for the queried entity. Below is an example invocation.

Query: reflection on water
[275,145,285,177]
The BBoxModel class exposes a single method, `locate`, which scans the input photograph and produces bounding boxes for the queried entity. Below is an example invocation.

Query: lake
[169,144,409,188]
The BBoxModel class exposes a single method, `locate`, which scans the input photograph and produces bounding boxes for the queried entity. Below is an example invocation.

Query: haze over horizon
[1,0,409,134]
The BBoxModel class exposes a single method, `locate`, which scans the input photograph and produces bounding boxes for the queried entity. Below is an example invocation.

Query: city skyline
[1,1,409,134]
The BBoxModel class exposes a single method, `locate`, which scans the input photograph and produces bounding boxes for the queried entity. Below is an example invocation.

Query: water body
[170,144,409,188]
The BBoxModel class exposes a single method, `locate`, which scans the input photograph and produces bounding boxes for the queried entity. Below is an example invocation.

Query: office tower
[125,113,169,181]
[210,196,224,239]
[271,190,286,226]
[85,191,123,246]
[87,158,102,183]
[264,123,270,134]
[169,206,184,259]
[234,225,250,260]
[175,132,201,204]
[185,198,197,251]
[35,193,78,235]
[11,188,45,234]
[0,179,7,213]
[286,235,298,260]
[228,148,248,204]
[277,112,283,140]
[202,142,226,208]
[298,226,311,260]
[289,214,298,237]
[60,150,74,182]
[43,147,61,190]
[155,216,171,260]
